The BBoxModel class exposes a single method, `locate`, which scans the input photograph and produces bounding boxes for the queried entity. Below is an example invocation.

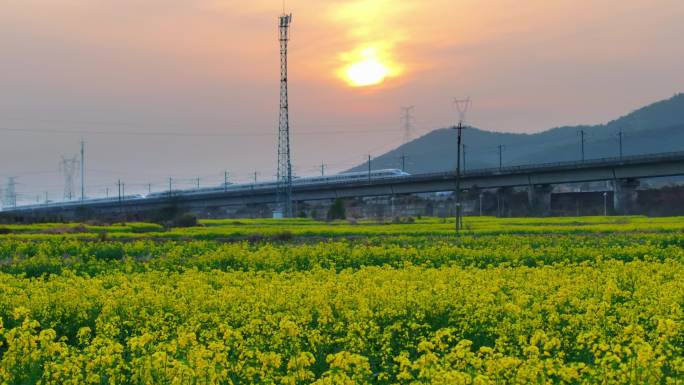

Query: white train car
[147,169,410,199]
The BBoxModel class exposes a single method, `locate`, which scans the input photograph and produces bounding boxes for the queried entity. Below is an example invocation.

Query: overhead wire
[0,126,412,138]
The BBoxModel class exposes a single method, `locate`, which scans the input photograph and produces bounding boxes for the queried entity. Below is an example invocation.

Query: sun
[345,57,390,87]
[341,47,399,87]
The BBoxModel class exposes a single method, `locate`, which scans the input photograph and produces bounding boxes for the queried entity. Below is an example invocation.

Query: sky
[1,0,683,203]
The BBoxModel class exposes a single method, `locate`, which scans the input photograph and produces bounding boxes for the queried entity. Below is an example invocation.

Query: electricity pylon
[60,155,79,201]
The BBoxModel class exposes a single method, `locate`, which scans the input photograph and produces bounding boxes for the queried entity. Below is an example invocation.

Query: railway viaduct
[4,151,684,219]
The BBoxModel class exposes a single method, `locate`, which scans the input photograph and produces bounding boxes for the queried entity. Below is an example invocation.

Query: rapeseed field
[1,217,683,384]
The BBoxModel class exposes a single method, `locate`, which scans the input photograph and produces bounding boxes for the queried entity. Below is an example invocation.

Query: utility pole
[224,171,229,191]
[367,155,372,183]
[618,129,623,159]
[168,177,173,196]
[196,177,200,190]
[453,97,471,233]
[117,180,124,215]
[80,139,85,200]
[462,144,467,173]
[276,11,294,218]
[479,193,483,216]
[399,154,408,172]
[579,129,586,161]
[498,145,504,170]
[320,163,326,177]
[497,193,501,217]
[45,191,48,204]
[254,172,258,184]
[148,183,152,195]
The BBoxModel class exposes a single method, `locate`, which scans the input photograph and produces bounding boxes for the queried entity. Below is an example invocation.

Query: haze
[1,0,683,202]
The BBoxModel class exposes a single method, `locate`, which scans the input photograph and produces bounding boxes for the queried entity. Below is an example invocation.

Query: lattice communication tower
[276,12,293,218]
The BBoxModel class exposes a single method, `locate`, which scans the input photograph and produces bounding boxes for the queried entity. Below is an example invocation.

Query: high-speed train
[6,169,410,210]
[147,169,410,199]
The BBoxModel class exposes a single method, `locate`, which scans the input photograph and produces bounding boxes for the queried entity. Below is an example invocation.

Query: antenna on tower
[275,11,294,218]
[59,155,79,201]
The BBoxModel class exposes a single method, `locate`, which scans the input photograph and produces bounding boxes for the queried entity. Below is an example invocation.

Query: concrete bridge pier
[528,184,553,216]
[496,187,513,217]
[613,178,640,215]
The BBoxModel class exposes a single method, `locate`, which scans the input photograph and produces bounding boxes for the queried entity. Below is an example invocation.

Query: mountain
[349,93,684,174]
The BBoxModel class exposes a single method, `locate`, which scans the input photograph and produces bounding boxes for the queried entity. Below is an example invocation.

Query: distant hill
[349,93,684,174]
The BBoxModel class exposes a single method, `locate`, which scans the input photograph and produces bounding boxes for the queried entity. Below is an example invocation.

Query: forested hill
[349,93,684,174]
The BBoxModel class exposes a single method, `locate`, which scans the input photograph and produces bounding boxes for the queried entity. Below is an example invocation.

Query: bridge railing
[394,150,684,183]
[5,151,684,212]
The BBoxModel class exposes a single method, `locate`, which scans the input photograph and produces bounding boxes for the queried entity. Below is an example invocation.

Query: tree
[327,198,346,220]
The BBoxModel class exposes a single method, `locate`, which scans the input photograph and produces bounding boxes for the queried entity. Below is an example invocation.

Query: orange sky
[1,0,683,200]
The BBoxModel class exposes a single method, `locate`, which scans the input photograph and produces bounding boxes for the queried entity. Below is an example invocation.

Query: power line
[0,126,410,138]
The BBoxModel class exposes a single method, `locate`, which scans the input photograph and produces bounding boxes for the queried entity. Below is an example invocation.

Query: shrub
[170,214,198,228]
[327,199,346,221]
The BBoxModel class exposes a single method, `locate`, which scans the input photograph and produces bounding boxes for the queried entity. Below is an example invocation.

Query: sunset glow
[341,47,401,87]
[330,0,407,88]
[1,0,682,194]
[344,48,388,87]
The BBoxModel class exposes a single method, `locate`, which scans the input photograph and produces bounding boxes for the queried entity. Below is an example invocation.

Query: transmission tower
[59,155,79,201]
[3,177,17,209]
[276,12,294,218]
[453,97,471,233]
[400,106,415,145]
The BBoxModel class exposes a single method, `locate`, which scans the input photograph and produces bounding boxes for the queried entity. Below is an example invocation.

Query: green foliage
[169,214,199,228]
[327,198,346,221]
